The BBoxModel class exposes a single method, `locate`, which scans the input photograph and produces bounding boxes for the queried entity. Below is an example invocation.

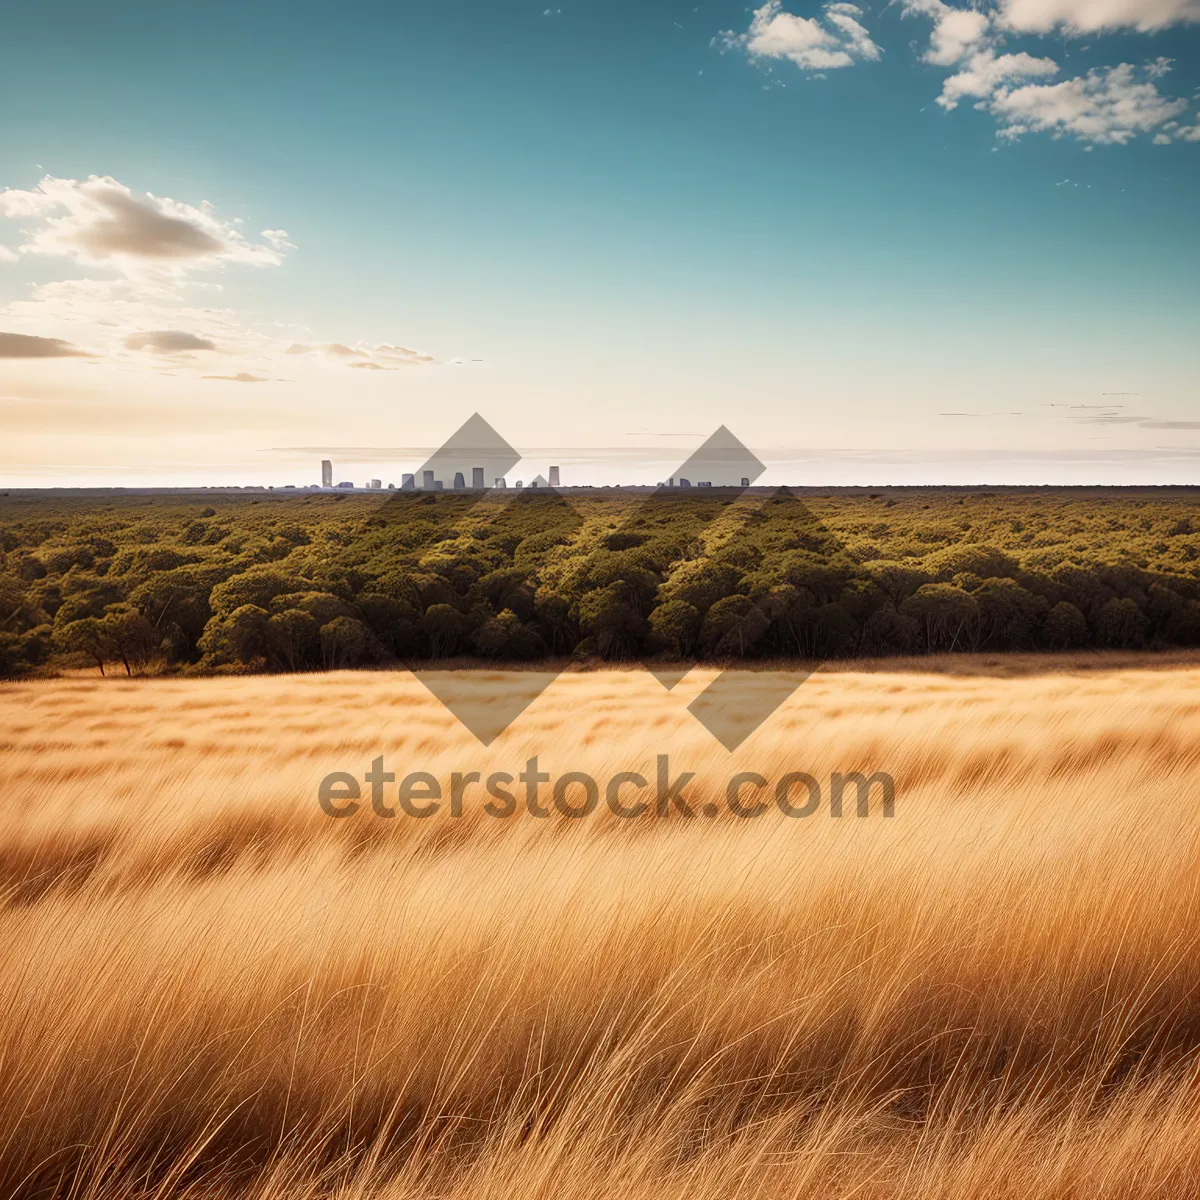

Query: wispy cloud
[284,341,436,369]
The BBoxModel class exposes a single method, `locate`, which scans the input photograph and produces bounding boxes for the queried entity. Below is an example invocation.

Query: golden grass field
[4,656,1200,1198]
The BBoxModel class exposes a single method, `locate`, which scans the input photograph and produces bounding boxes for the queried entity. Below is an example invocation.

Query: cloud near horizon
[0,331,90,358]
[285,341,437,369]
[123,330,219,354]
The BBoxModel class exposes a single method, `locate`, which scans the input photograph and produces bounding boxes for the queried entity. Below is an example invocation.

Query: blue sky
[1,0,1199,486]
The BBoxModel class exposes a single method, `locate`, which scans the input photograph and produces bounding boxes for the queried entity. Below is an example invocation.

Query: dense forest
[4,485,1200,678]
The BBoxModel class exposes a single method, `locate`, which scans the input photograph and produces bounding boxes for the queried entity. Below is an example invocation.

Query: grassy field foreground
[3,659,1200,1197]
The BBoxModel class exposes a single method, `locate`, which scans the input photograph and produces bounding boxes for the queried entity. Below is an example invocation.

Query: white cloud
[718,1,881,72]
[1143,114,1200,143]
[999,0,1200,33]
[899,2,1195,144]
[900,0,992,66]
[0,244,17,263]
[938,50,1060,109]
[984,61,1190,142]
[989,62,1190,143]
[928,8,992,65]
[823,3,882,62]
[0,175,287,274]
[728,0,1198,147]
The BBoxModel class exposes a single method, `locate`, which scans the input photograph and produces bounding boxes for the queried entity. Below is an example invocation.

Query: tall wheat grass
[3,656,1200,1198]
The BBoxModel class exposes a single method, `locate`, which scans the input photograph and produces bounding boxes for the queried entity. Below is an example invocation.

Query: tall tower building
[472,467,485,489]
[422,470,435,490]
[548,465,561,487]
[321,459,332,488]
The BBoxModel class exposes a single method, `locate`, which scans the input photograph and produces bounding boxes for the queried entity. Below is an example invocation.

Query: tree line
[4,486,1200,677]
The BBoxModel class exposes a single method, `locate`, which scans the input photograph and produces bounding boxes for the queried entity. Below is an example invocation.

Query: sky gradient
[2,0,1199,487]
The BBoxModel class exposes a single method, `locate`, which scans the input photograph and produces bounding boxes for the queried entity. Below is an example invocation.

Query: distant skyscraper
[494,477,507,488]
[548,465,560,487]
[422,470,435,490]
[741,477,750,487]
[414,413,519,503]
[679,478,691,488]
[402,473,415,490]
[368,479,381,490]
[453,471,465,489]
[321,459,332,488]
